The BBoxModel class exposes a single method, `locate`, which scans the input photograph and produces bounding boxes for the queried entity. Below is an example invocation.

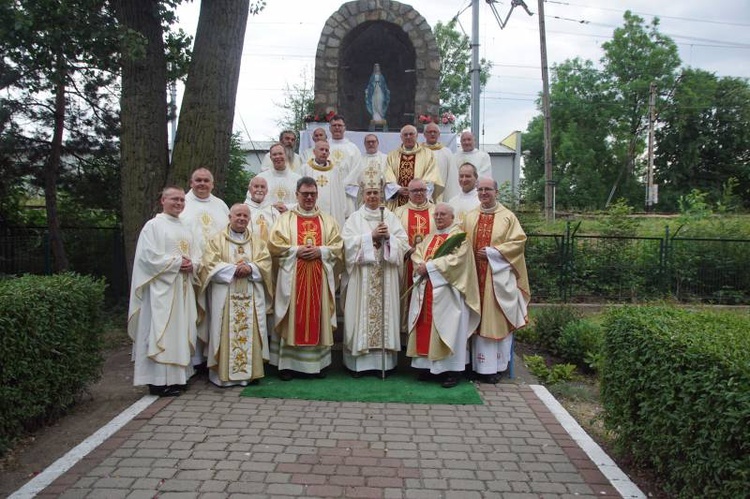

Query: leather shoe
[278,370,293,381]
[441,375,459,388]
[480,373,502,384]
[148,384,181,397]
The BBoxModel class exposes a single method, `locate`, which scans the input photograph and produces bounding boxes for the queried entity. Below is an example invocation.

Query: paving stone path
[26,377,630,499]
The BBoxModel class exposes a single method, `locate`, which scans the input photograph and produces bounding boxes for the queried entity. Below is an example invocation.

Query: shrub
[530,305,581,355]
[601,306,750,498]
[556,319,604,372]
[524,354,577,384]
[0,273,106,456]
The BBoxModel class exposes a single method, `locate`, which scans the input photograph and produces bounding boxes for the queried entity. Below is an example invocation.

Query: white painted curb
[9,395,158,499]
[530,384,645,499]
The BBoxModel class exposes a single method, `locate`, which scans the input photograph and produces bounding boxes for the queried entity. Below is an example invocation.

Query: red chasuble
[295,215,324,346]
[415,233,448,356]
[396,154,416,207]
[403,208,432,304]
[473,212,495,310]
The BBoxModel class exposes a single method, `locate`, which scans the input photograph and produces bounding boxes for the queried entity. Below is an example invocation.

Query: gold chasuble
[414,233,447,356]
[199,228,274,385]
[464,204,530,340]
[384,144,443,210]
[407,226,480,361]
[295,215,323,345]
[268,207,343,350]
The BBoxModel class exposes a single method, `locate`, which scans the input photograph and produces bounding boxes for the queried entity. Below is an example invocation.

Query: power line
[544,0,750,28]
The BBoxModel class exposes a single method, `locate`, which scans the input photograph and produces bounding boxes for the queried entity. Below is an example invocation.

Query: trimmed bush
[0,273,106,455]
[601,306,750,498]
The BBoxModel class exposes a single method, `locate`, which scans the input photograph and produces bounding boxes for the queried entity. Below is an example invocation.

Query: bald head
[460,132,476,152]
[228,203,250,233]
[190,168,214,199]
[433,202,455,230]
[248,176,268,204]
[400,125,418,149]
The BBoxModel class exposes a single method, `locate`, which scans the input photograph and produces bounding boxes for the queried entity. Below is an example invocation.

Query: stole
[294,215,323,346]
[415,233,448,356]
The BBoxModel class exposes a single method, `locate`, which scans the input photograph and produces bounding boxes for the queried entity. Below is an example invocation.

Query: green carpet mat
[240,370,483,405]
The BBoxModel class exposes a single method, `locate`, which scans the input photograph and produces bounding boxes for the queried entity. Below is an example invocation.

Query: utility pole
[646,82,656,212]
[537,0,554,222]
[470,0,480,141]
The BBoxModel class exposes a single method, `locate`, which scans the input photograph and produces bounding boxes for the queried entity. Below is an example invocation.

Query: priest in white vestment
[300,127,328,163]
[181,168,230,371]
[128,187,199,397]
[256,143,301,214]
[327,116,362,171]
[407,203,480,388]
[452,132,492,180]
[200,204,274,387]
[298,140,351,229]
[244,176,280,240]
[342,168,410,376]
[267,177,344,380]
[181,168,230,253]
[463,177,530,383]
[260,130,302,172]
[344,134,388,212]
[422,123,458,201]
[449,162,480,226]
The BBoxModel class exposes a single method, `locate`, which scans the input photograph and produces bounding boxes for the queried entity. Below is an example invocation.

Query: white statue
[365,63,390,122]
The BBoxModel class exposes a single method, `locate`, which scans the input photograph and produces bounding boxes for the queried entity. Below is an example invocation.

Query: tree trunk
[45,52,70,272]
[169,0,250,195]
[114,0,169,279]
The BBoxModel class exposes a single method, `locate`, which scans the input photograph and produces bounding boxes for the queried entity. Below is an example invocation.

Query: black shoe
[170,384,188,392]
[148,384,181,397]
[480,373,502,384]
[417,370,433,382]
[278,370,293,381]
[441,375,459,388]
[314,370,327,379]
[193,362,208,375]
[349,370,364,378]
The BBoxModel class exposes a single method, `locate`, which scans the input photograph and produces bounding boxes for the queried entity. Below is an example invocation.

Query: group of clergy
[127,115,529,396]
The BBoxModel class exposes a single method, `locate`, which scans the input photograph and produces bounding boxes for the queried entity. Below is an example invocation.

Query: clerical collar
[480,202,498,214]
[271,168,288,176]
[229,229,247,239]
[187,190,212,203]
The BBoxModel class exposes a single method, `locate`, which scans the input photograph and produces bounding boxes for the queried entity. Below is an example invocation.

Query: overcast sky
[175,0,749,145]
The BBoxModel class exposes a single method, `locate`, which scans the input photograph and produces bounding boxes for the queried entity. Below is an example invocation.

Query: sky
[174,0,750,146]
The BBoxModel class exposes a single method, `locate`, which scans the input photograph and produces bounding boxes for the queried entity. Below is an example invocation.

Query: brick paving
[33,378,624,498]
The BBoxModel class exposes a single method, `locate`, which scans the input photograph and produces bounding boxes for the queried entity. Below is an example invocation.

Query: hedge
[0,273,106,455]
[601,306,750,498]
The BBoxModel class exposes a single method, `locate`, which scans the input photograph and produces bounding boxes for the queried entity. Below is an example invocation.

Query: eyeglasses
[298,192,317,198]
[409,189,427,193]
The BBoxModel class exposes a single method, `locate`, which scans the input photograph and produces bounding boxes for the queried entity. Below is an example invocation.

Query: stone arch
[314,0,440,131]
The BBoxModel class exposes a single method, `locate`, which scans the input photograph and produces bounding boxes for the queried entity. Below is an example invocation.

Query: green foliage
[529,305,581,354]
[0,273,106,456]
[556,319,604,372]
[433,20,492,131]
[599,199,639,237]
[655,68,750,211]
[523,12,681,211]
[601,306,750,497]
[275,67,314,137]
[220,133,252,206]
[524,354,577,385]
[678,188,713,221]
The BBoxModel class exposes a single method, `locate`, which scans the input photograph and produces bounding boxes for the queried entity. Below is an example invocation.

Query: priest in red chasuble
[384,124,443,210]
[463,177,530,383]
[267,177,343,381]
[407,203,480,388]
[393,179,435,334]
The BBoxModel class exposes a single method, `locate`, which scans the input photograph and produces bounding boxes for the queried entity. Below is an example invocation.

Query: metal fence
[1,224,748,305]
[0,225,127,303]
[529,223,750,304]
